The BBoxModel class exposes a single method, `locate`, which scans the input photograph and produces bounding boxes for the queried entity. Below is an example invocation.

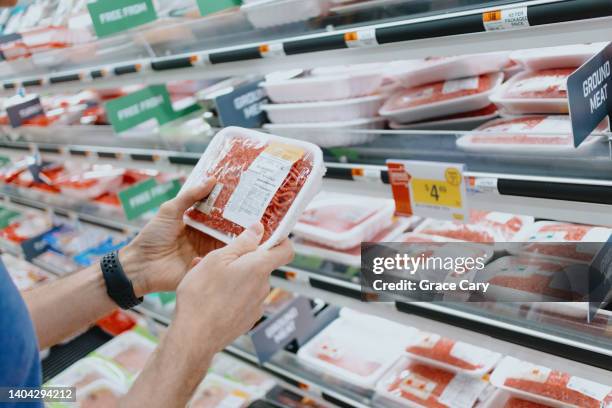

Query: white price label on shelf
[352,167,380,183]
[483,7,529,31]
[190,53,211,66]
[260,43,286,58]
[345,28,378,48]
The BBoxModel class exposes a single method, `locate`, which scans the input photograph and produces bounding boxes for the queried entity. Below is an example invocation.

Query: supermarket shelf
[3,0,612,94]
[0,186,143,234]
[2,134,612,226]
[132,305,373,408]
[270,267,612,380]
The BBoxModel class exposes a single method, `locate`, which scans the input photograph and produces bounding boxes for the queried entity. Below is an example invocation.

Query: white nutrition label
[223,152,292,228]
[442,77,479,94]
[438,374,488,408]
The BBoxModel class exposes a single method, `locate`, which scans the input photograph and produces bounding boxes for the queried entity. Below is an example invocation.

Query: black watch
[100,251,143,310]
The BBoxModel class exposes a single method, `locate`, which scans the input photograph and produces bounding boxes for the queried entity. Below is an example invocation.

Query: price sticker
[344,28,378,48]
[483,6,529,31]
[387,160,468,221]
[259,43,285,58]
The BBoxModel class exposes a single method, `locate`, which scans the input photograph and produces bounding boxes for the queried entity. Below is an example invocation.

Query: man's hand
[174,223,294,353]
[120,177,224,297]
[124,224,294,408]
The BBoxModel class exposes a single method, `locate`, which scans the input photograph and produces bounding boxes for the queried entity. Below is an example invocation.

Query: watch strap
[100,251,143,310]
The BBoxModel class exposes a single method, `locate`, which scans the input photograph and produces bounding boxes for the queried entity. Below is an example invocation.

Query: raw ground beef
[504,397,551,408]
[471,116,571,145]
[385,74,494,110]
[185,135,313,243]
[385,363,455,408]
[505,69,573,99]
[113,345,153,375]
[505,371,611,408]
[298,204,377,233]
[312,340,382,377]
[406,337,481,371]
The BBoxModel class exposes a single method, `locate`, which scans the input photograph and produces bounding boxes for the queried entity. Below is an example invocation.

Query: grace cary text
[372,279,490,293]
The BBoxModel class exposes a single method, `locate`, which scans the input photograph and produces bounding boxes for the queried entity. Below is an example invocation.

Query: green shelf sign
[119,178,182,220]
[88,0,158,38]
[106,85,200,134]
[197,0,242,17]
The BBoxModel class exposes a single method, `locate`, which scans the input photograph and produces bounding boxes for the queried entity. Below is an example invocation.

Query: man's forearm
[23,246,145,349]
[121,315,215,408]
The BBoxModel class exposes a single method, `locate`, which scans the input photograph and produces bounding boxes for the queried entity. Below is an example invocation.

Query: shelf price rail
[3,0,612,94]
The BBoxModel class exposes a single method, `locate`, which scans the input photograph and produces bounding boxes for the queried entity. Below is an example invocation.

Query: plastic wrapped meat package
[47,357,128,391]
[403,332,502,376]
[490,357,612,408]
[292,192,398,250]
[380,73,504,123]
[263,117,386,148]
[293,216,418,267]
[480,390,556,408]
[263,95,385,124]
[457,115,610,155]
[478,256,584,302]
[490,69,573,114]
[511,221,612,262]
[241,0,327,28]
[188,373,264,408]
[183,127,325,249]
[2,253,53,291]
[55,166,125,200]
[389,104,499,131]
[262,70,384,103]
[94,331,157,376]
[374,357,489,408]
[297,308,418,388]
[209,353,276,391]
[394,53,510,89]
[414,211,534,243]
[75,379,127,408]
[0,212,53,243]
[510,43,606,71]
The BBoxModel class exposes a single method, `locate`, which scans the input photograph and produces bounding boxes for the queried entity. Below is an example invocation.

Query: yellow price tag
[412,178,463,208]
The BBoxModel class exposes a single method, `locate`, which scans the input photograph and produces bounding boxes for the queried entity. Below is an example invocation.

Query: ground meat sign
[567,42,612,147]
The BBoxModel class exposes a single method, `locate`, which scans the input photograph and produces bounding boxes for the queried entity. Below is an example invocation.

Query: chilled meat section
[0,1,611,407]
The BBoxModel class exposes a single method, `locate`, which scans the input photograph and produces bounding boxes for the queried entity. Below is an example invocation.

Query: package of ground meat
[491,357,612,408]
[511,221,612,262]
[375,357,489,408]
[457,115,609,155]
[0,213,54,243]
[414,211,534,243]
[389,104,499,131]
[48,357,128,390]
[188,373,263,408]
[510,43,606,71]
[55,167,125,200]
[297,308,417,388]
[75,379,127,408]
[292,192,397,249]
[394,53,509,89]
[404,332,502,376]
[479,389,554,408]
[94,330,157,376]
[2,253,54,291]
[379,72,503,123]
[293,216,418,267]
[480,256,583,302]
[183,127,324,249]
[490,69,574,114]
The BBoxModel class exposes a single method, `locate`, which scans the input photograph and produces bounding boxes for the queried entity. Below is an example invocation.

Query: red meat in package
[183,128,324,248]
[405,332,501,375]
[414,210,533,243]
[376,358,488,408]
[503,69,572,99]
[491,357,612,408]
[458,115,609,154]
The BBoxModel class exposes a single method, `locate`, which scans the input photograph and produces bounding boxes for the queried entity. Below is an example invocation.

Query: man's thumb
[222,223,264,258]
